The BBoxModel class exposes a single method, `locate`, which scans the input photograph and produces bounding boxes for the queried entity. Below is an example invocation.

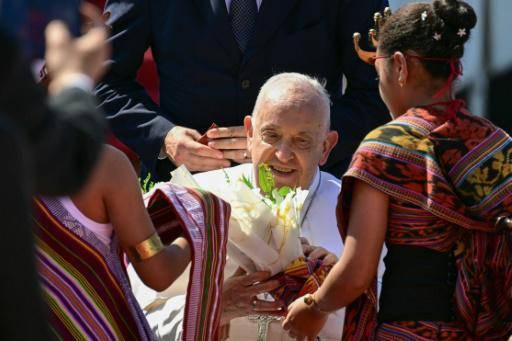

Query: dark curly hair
[378,0,477,80]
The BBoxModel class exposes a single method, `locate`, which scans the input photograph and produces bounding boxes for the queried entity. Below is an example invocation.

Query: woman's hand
[282,296,328,341]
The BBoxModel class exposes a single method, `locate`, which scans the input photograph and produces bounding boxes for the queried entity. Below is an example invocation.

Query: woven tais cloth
[270,257,332,308]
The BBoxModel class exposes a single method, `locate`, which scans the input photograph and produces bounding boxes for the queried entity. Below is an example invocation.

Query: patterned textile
[375,321,467,340]
[337,104,512,340]
[270,257,332,308]
[34,197,154,340]
[145,183,230,341]
[34,183,230,341]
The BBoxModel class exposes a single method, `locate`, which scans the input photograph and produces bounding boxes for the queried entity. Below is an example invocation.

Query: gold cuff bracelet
[128,233,164,262]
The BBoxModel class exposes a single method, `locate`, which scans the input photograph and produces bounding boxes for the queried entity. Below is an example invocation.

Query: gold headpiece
[353,7,392,64]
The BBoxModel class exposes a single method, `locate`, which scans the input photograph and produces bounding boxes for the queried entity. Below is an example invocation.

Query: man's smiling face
[244,75,338,189]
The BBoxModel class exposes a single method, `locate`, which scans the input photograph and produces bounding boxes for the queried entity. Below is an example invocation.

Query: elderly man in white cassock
[128,72,385,340]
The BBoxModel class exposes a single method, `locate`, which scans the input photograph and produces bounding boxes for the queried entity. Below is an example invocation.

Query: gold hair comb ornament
[353,7,392,64]
[495,216,512,231]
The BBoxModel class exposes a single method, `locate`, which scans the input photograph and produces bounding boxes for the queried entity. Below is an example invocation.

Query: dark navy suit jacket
[96,0,389,179]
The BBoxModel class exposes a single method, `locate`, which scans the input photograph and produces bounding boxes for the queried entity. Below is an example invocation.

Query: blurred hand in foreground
[45,3,110,94]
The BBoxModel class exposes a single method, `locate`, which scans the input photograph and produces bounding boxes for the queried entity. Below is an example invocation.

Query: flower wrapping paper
[170,166,332,303]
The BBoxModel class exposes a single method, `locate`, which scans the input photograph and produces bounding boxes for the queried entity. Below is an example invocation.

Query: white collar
[300,169,321,225]
[306,168,321,194]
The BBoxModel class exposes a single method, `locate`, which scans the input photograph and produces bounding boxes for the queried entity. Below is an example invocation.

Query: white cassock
[128,164,385,340]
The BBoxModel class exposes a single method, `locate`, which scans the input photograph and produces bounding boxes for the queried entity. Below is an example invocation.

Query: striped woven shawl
[145,183,230,341]
[34,183,229,340]
[338,106,512,339]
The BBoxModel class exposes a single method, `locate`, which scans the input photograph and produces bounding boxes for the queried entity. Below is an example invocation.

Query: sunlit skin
[244,102,338,190]
[374,47,452,118]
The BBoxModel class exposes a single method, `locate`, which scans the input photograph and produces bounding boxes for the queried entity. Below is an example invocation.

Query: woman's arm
[314,180,388,311]
[283,179,388,338]
[102,146,191,291]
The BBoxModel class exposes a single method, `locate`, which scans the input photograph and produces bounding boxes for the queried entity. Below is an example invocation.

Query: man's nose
[275,141,294,162]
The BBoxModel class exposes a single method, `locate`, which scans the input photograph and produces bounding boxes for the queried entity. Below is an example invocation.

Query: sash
[338,107,512,339]
[34,197,154,340]
[270,257,332,308]
[34,182,230,341]
[145,183,230,341]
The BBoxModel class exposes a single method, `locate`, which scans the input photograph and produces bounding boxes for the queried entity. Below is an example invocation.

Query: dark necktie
[230,0,257,52]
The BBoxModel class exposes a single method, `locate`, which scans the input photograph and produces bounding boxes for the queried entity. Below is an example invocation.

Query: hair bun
[433,0,477,42]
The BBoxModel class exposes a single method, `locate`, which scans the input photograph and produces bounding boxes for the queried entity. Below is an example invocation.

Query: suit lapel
[193,0,214,20]
[251,0,298,48]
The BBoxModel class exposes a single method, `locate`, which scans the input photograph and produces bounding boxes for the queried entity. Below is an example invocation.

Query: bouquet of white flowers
[170,164,308,276]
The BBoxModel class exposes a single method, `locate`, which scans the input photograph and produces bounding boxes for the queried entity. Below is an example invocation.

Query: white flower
[421,11,428,21]
[457,28,467,38]
[170,165,309,275]
[433,32,442,41]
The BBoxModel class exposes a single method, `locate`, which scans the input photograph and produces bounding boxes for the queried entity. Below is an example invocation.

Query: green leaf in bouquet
[272,188,283,204]
[239,174,254,189]
[222,168,232,184]
[258,163,275,196]
[277,186,292,198]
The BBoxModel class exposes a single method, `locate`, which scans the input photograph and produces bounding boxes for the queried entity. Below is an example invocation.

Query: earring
[398,77,405,88]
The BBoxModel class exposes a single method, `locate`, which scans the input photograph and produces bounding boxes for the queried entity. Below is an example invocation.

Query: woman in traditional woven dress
[283,0,512,339]
[34,145,229,340]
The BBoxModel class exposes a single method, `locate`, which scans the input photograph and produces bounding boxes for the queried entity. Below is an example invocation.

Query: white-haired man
[129,73,384,340]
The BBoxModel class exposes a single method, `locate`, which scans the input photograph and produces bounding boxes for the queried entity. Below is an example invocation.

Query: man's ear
[319,130,339,166]
[244,115,254,152]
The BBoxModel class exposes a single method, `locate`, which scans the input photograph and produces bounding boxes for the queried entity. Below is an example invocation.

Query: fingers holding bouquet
[300,238,338,266]
[220,270,285,324]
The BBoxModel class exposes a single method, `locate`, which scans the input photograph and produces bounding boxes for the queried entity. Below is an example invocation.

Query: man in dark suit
[97,0,389,180]
[0,20,108,340]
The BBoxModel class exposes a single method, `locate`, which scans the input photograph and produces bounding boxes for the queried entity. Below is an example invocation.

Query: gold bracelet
[128,233,164,262]
[303,293,328,314]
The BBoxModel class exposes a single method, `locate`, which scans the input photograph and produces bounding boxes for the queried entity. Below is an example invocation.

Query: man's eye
[262,133,279,143]
[295,139,311,149]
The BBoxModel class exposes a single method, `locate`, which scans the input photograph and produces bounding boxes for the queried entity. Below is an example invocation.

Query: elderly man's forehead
[254,99,329,128]
[261,78,317,102]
